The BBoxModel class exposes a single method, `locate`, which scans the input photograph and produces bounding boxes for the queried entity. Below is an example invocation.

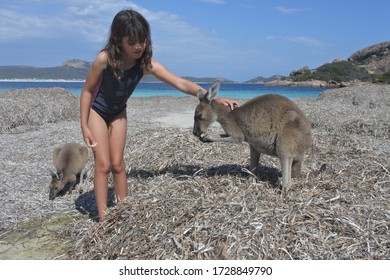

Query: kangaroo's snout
[192,125,203,138]
[193,91,218,139]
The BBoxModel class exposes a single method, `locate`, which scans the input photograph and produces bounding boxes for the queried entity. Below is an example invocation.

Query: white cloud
[274,6,306,15]
[0,1,143,42]
[130,6,226,63]
[266,35,324,47]
[0,10,49,40]
[0,0,247,79]
[0,0,225,53]
[200,0,227,4]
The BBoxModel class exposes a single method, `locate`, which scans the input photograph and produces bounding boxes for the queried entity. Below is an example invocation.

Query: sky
[0,0,389,82]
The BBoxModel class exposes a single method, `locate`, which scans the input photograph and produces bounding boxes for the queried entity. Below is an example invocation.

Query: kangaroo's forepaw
[200,134,213,142]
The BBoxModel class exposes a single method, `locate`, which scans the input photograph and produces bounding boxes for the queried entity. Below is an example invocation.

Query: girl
[80,9,238,222]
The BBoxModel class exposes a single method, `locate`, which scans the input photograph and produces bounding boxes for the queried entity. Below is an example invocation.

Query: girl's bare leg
[108,111,128,202]
[88,110,111,222]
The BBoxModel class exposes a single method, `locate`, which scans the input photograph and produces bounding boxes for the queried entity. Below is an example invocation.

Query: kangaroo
[49,142,89,200]
[193,81,312,196]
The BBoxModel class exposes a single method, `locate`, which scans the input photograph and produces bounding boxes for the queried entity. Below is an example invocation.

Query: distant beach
[0,80,328,99]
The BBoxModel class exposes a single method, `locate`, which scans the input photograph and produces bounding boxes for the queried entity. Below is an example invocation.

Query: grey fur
[49,142,88,200]
[193,81,312,196]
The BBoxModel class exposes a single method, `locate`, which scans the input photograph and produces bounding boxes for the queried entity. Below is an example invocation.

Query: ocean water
[0,80,328,99]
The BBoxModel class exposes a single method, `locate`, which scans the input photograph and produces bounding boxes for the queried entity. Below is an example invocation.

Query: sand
[0,84,389,260]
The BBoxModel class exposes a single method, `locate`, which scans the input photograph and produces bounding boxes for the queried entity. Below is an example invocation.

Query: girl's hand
[214,97,240,110]
[82,127,97,148]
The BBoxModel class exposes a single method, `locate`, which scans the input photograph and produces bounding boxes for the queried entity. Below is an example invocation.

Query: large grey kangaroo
[193,81,312,196]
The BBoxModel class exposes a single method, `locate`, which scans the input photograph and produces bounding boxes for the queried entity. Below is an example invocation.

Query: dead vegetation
[0,88,79,133]
[1,84,389,260]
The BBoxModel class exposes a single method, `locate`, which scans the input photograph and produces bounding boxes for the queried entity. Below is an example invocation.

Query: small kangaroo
[49,142,89,200]
[193,81,312,196]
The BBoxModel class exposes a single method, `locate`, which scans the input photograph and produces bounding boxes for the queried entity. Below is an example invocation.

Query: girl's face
[121,36,146,61]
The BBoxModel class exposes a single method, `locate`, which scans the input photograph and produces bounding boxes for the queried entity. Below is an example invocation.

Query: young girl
[80,9,238,222]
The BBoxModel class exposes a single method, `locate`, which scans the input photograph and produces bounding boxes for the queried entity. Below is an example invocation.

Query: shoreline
[0,81,329,100]
[1,78,380,88]
[0,79,86,82]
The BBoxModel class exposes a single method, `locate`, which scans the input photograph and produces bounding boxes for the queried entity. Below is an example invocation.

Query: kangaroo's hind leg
[249,144,260,176]
[280,156,293,197]
[291,156,303,178]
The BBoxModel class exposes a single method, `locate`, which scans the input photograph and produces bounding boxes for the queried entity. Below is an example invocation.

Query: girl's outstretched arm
[146,59,239,109]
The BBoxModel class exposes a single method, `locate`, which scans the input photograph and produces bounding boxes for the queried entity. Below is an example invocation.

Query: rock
[349,41,390,75]
[266,79,339,88]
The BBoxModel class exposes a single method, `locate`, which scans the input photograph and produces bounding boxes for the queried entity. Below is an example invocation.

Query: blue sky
[0,0,389,82]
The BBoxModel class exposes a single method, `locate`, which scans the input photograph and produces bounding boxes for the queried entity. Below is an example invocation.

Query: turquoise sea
[0,80,328,99]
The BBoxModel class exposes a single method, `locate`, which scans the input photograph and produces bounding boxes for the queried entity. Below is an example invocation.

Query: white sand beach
[0,84,389,260]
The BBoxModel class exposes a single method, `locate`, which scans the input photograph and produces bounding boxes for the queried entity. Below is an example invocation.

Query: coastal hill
[269,40,390,86]
[0,59,91,80]
[0,58,235,83]
[243,75,284,84]
[349,41,390,76]
[0,41,389,85]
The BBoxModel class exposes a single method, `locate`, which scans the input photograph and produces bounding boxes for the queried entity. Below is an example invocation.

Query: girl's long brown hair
[104,9,153,79]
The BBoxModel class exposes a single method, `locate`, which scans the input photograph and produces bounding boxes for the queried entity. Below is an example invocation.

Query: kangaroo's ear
[50,169,57,178]
[197,81,220,103]
[207,81,220,101]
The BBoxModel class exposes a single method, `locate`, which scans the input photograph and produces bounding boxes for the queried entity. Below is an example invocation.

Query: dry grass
[1,84,389,260]
[0,88,79,133]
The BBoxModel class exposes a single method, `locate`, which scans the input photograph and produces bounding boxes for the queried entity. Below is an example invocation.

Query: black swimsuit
[90,63,144,124]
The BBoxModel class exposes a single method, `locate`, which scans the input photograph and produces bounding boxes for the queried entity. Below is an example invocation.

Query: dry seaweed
[1,84,389,260]
[0,88,80,133]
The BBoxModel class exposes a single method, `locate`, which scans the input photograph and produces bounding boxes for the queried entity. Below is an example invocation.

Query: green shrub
[372,72,390,84]
[290,61,372,83]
